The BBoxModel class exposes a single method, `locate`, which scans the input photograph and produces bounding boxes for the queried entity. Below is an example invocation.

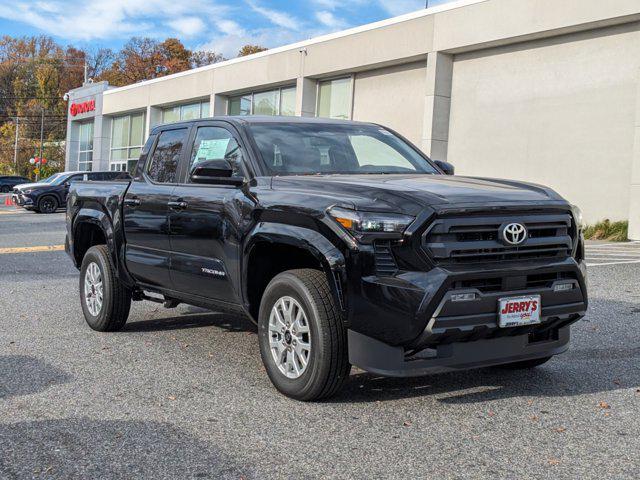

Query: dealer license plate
[498,295,541,328]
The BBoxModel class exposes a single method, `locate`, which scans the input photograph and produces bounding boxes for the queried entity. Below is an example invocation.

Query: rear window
[146,129,188,183]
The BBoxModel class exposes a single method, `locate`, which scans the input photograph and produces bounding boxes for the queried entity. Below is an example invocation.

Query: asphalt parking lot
[1,195,639,479]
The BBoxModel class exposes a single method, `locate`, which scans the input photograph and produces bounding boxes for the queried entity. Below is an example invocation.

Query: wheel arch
[242,223,347,323]
[71,206,134,285]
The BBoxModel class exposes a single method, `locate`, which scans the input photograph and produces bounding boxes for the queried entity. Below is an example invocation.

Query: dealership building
[63,0,640,238]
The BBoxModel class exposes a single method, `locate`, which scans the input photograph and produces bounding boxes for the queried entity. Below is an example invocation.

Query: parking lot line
[587,260,640,267]
[0,245,65,254]
[584,241,640,266]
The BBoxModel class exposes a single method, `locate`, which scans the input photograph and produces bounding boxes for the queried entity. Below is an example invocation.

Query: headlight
[571,205,584,230]
[22,189,33,194]
[328,206,414,235]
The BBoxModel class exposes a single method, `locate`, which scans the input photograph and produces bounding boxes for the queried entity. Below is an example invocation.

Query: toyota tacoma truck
[66,116,587,401]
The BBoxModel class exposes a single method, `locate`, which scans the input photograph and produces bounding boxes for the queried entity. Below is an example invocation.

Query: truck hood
[270,174,565,214]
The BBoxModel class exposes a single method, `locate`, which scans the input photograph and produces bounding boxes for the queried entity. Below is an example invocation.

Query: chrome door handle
[167,200,188,209]
[124,198,140,206]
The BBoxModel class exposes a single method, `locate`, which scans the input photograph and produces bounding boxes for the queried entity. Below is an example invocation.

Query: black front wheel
[0,185,9,193]
[80,245,132,332]
[258,269,350,401]
[38,195,58,214]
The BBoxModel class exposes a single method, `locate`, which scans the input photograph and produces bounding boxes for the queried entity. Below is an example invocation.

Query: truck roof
[150,115,377,134]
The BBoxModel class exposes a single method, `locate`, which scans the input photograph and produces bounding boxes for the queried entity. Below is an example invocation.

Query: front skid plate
[348,327,569,377]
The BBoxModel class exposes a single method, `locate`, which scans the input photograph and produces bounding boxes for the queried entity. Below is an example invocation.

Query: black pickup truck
[66,116,587,400]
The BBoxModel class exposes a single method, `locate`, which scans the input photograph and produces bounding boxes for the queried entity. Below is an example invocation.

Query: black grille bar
[423,212,573,265]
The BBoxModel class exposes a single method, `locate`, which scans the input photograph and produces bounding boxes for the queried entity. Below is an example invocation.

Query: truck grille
[423,212,573,265]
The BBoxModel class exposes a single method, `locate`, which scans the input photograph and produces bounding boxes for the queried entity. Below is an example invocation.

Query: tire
[38,195,58,214]
[498,356,552,370]
[0,185,9,193]
[80,245,132,332]
[258,269,350,401]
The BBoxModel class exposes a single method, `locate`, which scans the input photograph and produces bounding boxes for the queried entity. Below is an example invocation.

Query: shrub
[583,220,628,242]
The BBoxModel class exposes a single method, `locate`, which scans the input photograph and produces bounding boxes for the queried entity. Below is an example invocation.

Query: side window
[146,129,187,183]
[87,173,103,181]
[189,126,245,180]
[67,174,85,184]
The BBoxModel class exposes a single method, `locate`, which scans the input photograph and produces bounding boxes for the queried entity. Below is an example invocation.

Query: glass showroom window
[110,112,146,173]
[77,121,94,171]
[162,100,211,123]
[228,86,296,116]
[317,77,352,120]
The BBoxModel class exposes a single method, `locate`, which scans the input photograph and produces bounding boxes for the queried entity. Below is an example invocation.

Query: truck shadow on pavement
[0,355,72,401]
[0,418,253,479]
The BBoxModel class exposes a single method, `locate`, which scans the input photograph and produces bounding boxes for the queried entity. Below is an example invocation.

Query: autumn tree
[0,36,84,176]
[191,50,225,68]
[238,45,268,57]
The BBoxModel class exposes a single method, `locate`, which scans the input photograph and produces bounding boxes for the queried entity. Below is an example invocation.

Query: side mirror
[190,159,244,187]
[434,160,455,175]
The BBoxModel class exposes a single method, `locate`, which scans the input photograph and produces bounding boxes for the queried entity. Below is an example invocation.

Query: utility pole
[38,108,44,182]
[84,61,88,84]
[13,116,19,174]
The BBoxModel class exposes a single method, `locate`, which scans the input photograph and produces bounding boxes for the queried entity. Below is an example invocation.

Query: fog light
[451,292,477,302]
[553,282,574,292]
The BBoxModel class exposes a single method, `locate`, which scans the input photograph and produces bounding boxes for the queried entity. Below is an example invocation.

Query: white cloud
[312,0,341,9]
[376,0,426,17]
[247,1,301,31]
[217,19,243,36]
[0,0,229,40]
[315,11,347,29]
[167,17,205,37]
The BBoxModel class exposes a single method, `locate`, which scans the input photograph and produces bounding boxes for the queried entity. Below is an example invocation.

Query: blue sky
[0,0,450,58]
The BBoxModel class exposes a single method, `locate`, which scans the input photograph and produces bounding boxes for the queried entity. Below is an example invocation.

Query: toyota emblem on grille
[501,222,527,246]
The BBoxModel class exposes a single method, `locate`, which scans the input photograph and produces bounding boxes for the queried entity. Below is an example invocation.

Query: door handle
[167,200,188,210]
[124,197,140,207]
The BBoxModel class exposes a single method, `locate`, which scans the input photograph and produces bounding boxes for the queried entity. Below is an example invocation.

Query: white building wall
[352,61,427,146]
[448,23,640,224]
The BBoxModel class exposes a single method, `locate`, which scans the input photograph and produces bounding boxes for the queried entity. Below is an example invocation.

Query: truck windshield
[247,123,439,176]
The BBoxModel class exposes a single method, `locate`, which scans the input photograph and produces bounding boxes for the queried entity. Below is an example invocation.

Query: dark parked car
[13,171,131,213]
[66,117,587,401]
[0,175,30,193]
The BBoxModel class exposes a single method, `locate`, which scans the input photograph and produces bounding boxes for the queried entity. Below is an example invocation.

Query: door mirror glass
[434,160,455,175]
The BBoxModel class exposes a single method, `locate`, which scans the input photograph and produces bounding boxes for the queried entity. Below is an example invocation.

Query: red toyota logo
[70,100,95,117]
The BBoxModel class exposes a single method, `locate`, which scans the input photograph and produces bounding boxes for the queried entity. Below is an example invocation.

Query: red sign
[70,99,95,117]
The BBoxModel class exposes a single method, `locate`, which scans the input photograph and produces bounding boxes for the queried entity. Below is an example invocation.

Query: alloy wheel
[84,262,103,316]
[41,198,56,213]
[268,296,312,379]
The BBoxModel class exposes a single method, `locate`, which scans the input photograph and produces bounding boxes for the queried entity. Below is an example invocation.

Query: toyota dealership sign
[70,99,95,117]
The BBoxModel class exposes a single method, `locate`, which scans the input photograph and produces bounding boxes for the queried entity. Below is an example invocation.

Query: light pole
[13,117,19,174]
[37,108,44,181]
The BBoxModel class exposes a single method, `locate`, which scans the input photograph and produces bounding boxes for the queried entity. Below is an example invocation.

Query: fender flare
[242,222,347,317]
[72,207,135,286]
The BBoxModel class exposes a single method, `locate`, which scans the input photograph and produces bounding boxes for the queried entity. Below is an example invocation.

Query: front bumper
[12,192,33,208]
[346,257,587,375]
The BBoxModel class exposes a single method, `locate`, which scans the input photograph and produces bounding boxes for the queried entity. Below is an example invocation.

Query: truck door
[123,127,189,288]
[168,123,250,302]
